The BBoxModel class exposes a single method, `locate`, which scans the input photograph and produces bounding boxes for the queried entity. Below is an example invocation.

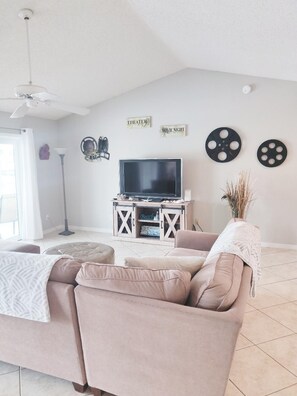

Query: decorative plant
[221,171,254,219]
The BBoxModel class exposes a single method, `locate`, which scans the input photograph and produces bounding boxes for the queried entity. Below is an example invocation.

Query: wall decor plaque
[39,144,50,160]
[80,136,110,161]
[205,127,241,163]
[160,124,187,137]
[257,139,287,167]
[127,116,151,128]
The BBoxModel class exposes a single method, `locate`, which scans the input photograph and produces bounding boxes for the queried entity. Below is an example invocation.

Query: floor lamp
[55,148,74,236]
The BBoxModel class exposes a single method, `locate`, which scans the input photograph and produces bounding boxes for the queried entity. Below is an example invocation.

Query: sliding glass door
[0,136,20,239]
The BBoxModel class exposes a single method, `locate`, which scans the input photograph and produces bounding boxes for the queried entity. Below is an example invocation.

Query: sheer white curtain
[19,128,43,240]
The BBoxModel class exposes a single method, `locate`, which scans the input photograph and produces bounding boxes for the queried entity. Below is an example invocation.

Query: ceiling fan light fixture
[14,84,48,98]
[0,8,90,118]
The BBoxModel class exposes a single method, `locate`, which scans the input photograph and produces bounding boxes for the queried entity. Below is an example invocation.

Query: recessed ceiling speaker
[257,139,287,167]
[205,127,242,163]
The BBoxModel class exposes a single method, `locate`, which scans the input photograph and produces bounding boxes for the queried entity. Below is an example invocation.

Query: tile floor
[1,231,297,395]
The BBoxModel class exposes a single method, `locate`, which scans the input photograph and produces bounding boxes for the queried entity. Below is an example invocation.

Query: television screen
[119,159,182,200]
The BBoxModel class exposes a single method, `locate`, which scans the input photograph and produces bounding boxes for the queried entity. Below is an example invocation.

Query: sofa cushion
[125,256,205,277]
[167,248,209,258]
[76,263,191,304]
[49,258,83,285]
[187,253,244,311]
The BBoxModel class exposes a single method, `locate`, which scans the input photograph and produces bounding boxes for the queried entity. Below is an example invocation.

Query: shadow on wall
[193,200,230,233]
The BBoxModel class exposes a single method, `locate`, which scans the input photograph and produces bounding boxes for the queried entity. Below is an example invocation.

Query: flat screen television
[119,158,182,200]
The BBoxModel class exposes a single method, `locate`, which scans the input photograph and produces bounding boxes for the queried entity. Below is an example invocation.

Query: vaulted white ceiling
[0,0,296,120]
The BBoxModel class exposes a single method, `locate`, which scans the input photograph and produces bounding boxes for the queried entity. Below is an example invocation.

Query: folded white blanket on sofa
[0,252,64,322]
[207,220,261,296]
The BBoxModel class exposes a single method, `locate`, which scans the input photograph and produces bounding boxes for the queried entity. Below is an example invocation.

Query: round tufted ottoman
[43,242,114,264]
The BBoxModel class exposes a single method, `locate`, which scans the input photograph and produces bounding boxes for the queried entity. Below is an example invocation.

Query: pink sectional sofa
[74,222,256,396]
[0,220,258,395]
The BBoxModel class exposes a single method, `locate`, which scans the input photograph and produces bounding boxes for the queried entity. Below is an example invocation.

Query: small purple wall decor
[39,144,50,160]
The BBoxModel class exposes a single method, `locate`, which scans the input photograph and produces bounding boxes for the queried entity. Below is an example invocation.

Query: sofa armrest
[174,229,219,251]
[0,240,40,254]
[49,258,83,285]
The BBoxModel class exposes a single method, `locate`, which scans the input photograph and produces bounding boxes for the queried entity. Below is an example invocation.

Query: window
[0,136,21,239]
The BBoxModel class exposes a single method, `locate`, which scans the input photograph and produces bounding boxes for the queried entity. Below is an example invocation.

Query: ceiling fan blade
[10,102,29,118]
[46,100,90,116]
[0,97,22,101]
[31,92,58,101]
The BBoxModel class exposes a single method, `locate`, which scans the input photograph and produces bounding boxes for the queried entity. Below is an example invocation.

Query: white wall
[58,68,297,245]
[0,112,61,232]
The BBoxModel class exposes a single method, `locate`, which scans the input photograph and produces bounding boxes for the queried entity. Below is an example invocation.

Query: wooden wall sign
[160,124,187,137]
[127,116,152,128]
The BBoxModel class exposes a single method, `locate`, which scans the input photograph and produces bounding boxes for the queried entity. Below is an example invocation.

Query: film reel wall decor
[205,127,241,163]
[80,136,110,161]
[257,139,287,167]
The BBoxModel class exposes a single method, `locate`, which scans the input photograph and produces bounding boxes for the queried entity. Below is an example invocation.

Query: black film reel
[205,127,241,163]
[257,139,287,168]
[80,137,97,155]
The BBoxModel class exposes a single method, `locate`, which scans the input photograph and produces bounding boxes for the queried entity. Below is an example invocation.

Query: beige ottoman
[43,242,114,264]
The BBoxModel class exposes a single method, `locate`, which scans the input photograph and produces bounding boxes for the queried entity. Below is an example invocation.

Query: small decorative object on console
[80,136,110,161]
[140,225,160,237]
[116,193,127,200]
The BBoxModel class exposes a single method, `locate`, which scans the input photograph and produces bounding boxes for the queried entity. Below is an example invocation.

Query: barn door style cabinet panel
[113,204,137,238]
[113,200,193,244]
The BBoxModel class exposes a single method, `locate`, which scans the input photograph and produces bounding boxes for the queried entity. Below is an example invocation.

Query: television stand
[112,199,193,245]
[141,198,163,202]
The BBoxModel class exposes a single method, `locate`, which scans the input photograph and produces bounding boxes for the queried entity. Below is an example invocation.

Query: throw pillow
[187,253,244,311]
[76,263,191,305]
[124,256,205,277]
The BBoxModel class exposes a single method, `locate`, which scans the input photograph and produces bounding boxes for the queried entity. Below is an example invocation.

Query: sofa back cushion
[124,256,205,277]
[187,253,244,311]
[76,263,191,305]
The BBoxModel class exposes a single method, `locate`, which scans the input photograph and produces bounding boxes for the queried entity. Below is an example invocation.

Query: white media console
[113,199,193,244]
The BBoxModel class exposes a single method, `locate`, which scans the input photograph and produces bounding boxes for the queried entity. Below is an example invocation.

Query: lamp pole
[55,148,74,236]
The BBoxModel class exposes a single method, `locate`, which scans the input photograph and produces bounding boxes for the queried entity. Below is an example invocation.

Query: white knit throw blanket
[0,252,65,322]
[207,221,261,296]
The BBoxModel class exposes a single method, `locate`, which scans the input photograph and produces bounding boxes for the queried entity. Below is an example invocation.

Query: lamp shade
[54,147,67,155]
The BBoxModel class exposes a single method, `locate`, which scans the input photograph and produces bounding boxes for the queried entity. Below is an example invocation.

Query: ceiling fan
[0,9,90,119]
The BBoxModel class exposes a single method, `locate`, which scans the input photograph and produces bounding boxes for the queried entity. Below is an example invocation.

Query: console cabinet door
[113,205,136,238]
[160,207,184,241]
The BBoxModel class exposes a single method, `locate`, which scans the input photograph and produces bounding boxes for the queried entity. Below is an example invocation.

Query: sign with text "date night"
[160,124,187,137]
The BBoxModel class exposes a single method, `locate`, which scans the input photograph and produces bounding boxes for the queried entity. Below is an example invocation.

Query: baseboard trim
[261,242,297,250]
[43,225,112,235]
[69,225,113,234]
[43,226,61,235]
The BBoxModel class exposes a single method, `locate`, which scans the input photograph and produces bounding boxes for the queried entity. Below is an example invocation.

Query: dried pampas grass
[222,172,254,219]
